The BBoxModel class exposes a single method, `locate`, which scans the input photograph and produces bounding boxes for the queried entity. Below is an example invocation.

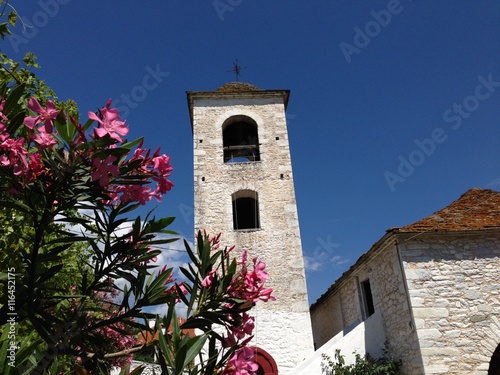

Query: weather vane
[228,59,246,82]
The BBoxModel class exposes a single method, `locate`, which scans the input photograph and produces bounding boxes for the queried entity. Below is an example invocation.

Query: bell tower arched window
[232,190,260,230]
[223,116,260,163]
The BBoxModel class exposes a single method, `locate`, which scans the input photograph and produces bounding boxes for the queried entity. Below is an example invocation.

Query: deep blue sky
[3,1,499,305]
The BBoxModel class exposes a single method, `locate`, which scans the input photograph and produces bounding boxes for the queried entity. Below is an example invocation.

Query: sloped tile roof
[399,188,500,232]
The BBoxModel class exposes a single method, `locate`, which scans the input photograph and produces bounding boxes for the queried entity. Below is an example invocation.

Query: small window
[360,279,375,319]
[232,190,260,230]
[223,116,260,163]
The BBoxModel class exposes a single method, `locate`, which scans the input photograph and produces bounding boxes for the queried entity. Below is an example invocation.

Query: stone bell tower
[187,82,314,374]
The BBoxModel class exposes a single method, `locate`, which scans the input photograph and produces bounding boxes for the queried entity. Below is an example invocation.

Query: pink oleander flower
[223,347,259,375]
[0,96,8,134]
[235,313,255,339]
[223,312,255,348]
[254,287,275,302]
[25,98,60,132]
[201,269,217,288]
[152,153,173,175]
[71,289,137,368]
[164,281,188,303]
[24,152,43,184]
[91,155,120,187]
[0,123,9,142]
[116,183,152,205]
[0,137,29,174]
[33,130,57,150]
[154,176,174,194]
[228,250,275,303]
[150,178,174,202]
[89,107,128,142]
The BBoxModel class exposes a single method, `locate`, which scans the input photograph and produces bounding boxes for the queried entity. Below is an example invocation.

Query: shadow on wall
[289,310,386,374]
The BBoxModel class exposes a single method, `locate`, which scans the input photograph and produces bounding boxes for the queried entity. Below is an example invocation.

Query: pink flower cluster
[88,101,174,205]
[0,97,46,187]
[71,288,137,367]
[199,232,275,375]
[0,96,174,205]
[24,97,60,149]
[105,142,174,205]
[223,347,259,375]
[89,106,128,142]
[229,250,275,303]
[222,312,255,348]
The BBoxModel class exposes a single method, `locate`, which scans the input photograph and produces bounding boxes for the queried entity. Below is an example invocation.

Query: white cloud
[303,256,323,272]
[304,254,350,272]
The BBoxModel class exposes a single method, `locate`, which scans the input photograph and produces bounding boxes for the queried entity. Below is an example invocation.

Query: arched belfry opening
[223,115,260,163]
[489,343,500,375]
[232,190,260,230]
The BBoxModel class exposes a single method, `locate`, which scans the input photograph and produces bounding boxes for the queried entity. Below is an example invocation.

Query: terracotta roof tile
[399,188,500,232]
[137,317,196,345]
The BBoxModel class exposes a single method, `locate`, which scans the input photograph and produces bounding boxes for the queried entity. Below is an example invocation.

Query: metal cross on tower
[228,59,246,81]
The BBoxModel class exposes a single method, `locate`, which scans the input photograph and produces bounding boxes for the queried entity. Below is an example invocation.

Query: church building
[299,188,500,375]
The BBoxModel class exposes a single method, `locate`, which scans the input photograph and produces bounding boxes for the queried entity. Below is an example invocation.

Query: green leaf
[0,22,10,39]
[184,333,208,368]
[175,283,189,306]
[6,110,25,135]
[53,112,74,143]
[7,11,16,26]
[0,329,42,374]
[174,342,188,374]
[178,318,212,331]
[156,319,175,372]
[179,266,196,283]
[184,239,200,268]
[0,198,31,214]
[36,264,63,285]
[121,137,144,150]
[3,83,26,117]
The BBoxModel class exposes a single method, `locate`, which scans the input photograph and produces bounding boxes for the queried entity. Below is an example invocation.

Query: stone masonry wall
[400,232,500,374]
[191,95,314,373]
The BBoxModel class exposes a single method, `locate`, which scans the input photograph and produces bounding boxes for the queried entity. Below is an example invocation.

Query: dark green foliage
[322,346,401,375]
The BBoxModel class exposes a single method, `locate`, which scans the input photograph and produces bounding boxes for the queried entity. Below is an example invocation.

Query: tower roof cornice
[186,83,290,132]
